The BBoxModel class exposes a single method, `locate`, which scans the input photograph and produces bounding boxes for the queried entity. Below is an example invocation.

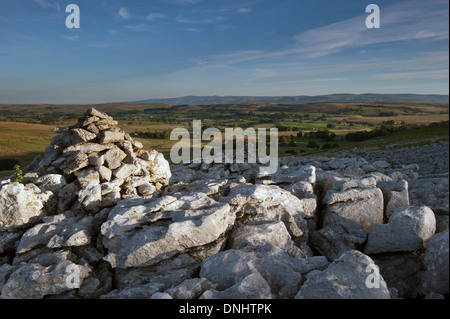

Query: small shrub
[13,164,23,183]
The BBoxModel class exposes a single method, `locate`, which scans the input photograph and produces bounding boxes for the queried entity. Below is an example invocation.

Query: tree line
[130,130,171,140]
[345,124,418,141]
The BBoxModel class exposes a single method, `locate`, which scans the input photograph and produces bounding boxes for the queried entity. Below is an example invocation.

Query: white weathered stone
[34,174,67,194]
[220,184,309,244]
[74,168,100,188]
[1,260,91,299]
[137,183,157,197]
[100,179,123,195]
[97,165,112,183]
[230,221,297,253]
[113,163,137,180]
[147,151,172,185]
[77,180,102,213]
[16,215,93,254]
[364,206,436,254]
[295,250,390,299]
[421,228,449,295]
[0,183,52,231]
[70,128,97,145]
[291,181,314,198]
[322,187,384,232]
[377,180,409,219]
[63,143,112,154]
[103,146,127,170]
[89,154,104,167]
[201,271,273,299]
[85,107,108,119]
[101,193,234,268]
[310,214,367,261]
[199,249,259,291]
[98,130,125,144]
[409,178,449,215]
[165,278,215,299]
[257,164,316,185]
[60,151,89,175]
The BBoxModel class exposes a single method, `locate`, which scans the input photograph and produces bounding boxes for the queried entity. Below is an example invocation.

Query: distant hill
[132,94,449,105]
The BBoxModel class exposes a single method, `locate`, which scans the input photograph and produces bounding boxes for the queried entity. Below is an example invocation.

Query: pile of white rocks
[24,107,171,214]
[0,109,448,299]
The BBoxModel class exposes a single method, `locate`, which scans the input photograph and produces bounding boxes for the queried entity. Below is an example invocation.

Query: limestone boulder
[322,186,384,232]
[295,250,390,299]
[1,260,91,299]
[377,180,409,219]
[220,184,309,249]
[101,193,234,268]
[16,214,94,254]
[77,180,102,213]
[364,206,436,254]
[257,164,316,185]
[421,228,449,295]
[113,254,200,291]
[229,221,303,257]
[310,214,367,261]
[409,178,449,215]
[0,182,52,231]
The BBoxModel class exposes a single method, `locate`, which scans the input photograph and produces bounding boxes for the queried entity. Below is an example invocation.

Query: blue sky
[0,0,448,104]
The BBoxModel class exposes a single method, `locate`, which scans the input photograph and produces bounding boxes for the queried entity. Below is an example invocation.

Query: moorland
[0,101,448,177]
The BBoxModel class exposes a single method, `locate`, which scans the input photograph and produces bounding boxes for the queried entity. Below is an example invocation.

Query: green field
[0,102,448,170]
[309,122,449,159]
[337,121,449,151]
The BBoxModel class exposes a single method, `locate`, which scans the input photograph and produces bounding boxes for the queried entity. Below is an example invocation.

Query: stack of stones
[24,107,171,214]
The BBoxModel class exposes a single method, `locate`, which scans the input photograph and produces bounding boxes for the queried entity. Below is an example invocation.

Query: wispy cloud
[183,27,201,32]
[374,69,449,80]
[125,24,155,32]
[292,0,448,58]
[169,0,201,4]
[196,50,265,66]
[33,0,61,12]
[251,51,449,80]
[184,0,448,68]
[146,13,166,21]
[64,35,79,41]
[238,8,252,14]
[175,15,225,24]
[118,8,130,20]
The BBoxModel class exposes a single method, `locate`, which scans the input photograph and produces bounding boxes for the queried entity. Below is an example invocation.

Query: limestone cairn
[24,107,171,214]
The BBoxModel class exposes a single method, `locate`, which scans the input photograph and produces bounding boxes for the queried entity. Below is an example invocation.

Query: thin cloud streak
[64,35,80,41]
[374,69,449,80]
[146,13,166,21]
[175,50,448,87]
[33,0,61,12]
[238,8,252,13]
[175,15,226,24]
[293,0,449,58]
[190,0,449,66]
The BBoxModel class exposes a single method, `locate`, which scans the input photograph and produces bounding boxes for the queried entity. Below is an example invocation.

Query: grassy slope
[311,122,449,157]
[0,121,56,165]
